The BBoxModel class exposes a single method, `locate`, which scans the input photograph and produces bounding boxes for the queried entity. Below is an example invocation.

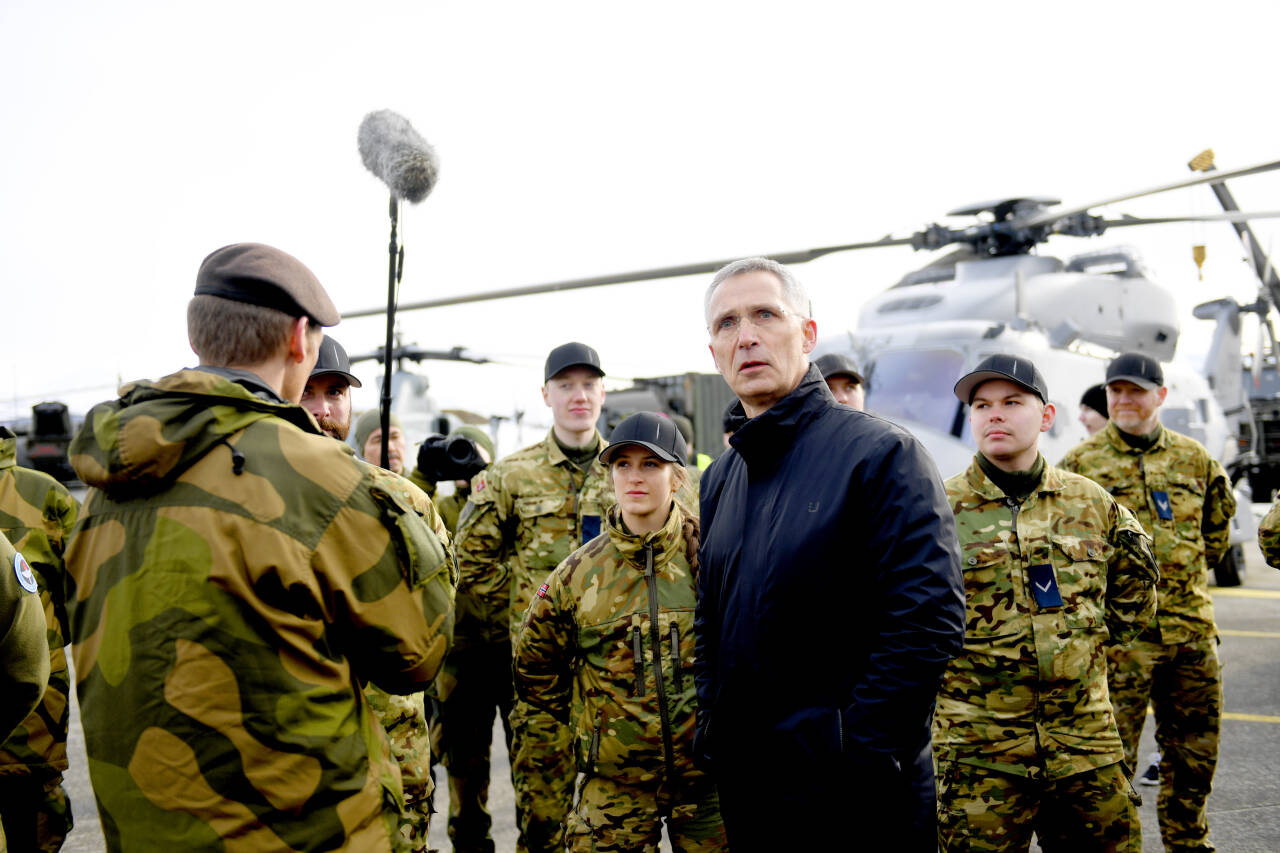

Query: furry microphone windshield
[357,110,439,203]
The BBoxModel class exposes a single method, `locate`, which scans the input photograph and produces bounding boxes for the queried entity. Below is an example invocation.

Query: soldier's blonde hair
[187,294,316,366]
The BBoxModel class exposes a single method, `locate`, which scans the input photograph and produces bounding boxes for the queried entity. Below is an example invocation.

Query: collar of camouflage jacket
[68,368,321,494]
[606,501,690,570]
[1103,420,1166,454]
[728,363,832,467]
[965,453,1069,503]
[544,427,606,472]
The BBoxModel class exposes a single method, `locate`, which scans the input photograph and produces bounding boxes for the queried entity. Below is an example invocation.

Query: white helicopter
[346,153,1280,583]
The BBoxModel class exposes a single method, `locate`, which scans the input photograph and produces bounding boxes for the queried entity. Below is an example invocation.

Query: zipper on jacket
[644,545,678,783]
[631,624,644,696]
[669,622,683,690]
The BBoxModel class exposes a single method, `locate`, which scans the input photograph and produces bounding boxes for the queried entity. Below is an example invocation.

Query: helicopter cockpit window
[866,349,967,436]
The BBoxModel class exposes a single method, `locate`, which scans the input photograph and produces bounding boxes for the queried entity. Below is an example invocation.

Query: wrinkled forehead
[709,270,789,315]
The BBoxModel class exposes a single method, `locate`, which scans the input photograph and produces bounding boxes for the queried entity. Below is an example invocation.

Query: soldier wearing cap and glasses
[453,342,613,853]
[1060,352,1235,852]
[936,354,1158,851]
[63,243,454,851]
[813,352,866,410]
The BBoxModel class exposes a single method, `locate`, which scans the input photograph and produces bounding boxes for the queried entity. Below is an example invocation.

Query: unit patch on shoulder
[14,553,38,594]
[536,582,550,599]
[475,472,487,493]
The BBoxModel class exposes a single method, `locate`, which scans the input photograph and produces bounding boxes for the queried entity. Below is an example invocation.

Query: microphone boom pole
[381,196,400,471]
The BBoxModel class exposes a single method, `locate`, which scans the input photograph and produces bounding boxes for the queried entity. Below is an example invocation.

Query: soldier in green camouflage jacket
[0,427,79,852]
[514,412,726,851]
[937,355,1158,851]
[453,343,613,853]
[1258,500,1280,568]
[1060,352,1235,852]
[65,243,454,852]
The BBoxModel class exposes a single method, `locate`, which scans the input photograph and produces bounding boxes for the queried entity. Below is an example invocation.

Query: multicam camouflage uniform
[454,429,612,853]
[1061,421,1235,851]
[361,463,455,853]
[937,456,1158,851]
[514,503,726,853]
[0,430,79,852]
[65,369,454,852]
[1258,500,1280,568]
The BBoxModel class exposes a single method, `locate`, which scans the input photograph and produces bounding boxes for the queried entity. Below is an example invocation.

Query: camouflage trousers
[564,776,727,853]
[436,640,516,853]
[367,688,435,853]
[0,772,73,853]
[509,699,574,853]
[1109,636,1221,851]
[936,759,1141,852]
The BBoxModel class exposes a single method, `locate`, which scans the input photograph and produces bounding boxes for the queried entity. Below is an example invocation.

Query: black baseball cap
[953,354,1048,404]
[599,411,688,465]
[1106,352,1164,390]
[544,342,604,382]
[310,336,362,387]
[195,242,341,326]
[813,353,864,385]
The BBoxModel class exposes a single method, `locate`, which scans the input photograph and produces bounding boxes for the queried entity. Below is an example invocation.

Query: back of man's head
[187,243,338,367]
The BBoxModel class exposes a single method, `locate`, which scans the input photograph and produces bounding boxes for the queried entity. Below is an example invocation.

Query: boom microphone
[358,110,439,203]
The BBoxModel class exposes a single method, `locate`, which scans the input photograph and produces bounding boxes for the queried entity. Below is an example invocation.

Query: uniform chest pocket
[960,547,1021,639]
[1051,536,1109,628]
[1162,472,1206,538]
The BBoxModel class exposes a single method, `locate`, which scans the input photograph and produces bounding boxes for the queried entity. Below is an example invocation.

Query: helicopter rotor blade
[1097,211,1280,228]
[1021,157,1280,228]
[341,235,913,319]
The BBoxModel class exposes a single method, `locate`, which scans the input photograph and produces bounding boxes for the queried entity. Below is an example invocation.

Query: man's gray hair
[704,257,811,325]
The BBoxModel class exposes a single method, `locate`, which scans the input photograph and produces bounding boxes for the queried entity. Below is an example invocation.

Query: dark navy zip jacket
[694,365,964,844]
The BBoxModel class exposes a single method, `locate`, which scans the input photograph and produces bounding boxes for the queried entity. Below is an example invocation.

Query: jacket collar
[1102,420,1167,455]
[964,453,1064,501]
[607,501,687,568]
[0,430,14,471]
[543,427,605,469]
[728,364,834,467]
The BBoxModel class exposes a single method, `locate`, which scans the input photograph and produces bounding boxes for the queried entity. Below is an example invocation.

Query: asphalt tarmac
[58,537,1280,852]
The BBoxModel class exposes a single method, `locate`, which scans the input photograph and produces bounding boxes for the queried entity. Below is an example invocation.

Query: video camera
[417,434,487,483]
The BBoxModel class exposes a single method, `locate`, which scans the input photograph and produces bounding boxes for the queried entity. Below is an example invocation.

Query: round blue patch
[13,553,38,594]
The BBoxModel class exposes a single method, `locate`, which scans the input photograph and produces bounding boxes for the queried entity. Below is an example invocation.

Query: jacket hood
[69,368,320,495]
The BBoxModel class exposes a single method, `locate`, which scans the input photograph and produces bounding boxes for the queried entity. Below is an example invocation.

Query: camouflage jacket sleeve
[320,476,454,695]
[511,561,575,725]
[0,536,50,739]
[1260,501,1280,569]
[1105,500,1160,646]
[1201,457,1236,569]
[453,468,515,642]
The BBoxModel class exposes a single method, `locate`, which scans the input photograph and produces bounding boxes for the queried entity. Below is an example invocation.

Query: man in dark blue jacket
[694,257,966,851]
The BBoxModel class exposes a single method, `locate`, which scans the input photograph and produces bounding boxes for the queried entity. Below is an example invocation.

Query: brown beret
[195,243,341,326]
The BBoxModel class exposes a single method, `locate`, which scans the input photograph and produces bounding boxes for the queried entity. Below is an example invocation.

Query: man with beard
[301,335,452,853]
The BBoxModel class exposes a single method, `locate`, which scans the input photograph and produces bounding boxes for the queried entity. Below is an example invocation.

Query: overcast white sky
[5,1,1280,433]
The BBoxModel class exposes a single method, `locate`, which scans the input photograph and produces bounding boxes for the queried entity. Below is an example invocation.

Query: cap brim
[547,362,606,382]
[953,370,1041,403]
[1106,374,1159,391]
[310,369,362,388]
[599,439,681,465]
[825,370,864,384]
